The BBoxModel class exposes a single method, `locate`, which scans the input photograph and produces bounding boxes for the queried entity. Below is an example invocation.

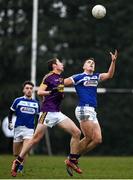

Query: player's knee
[85,136,91,143]
[32,138,39,145]
[32,134,43,145]
[73,128,81,139]
[93,136,102,145]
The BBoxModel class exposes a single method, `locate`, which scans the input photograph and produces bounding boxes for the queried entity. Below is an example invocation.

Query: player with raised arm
[8,81,40,174]
[10,58,82,177]
[64,50,118,162]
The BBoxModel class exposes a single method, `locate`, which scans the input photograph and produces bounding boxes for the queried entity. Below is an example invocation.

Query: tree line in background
[0,0,133,155]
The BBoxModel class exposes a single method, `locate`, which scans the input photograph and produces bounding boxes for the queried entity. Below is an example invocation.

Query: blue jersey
[10,96,40,129]
[71,72,100,107]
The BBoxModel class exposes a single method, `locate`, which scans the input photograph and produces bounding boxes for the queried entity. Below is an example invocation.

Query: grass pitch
[0,155,133,179]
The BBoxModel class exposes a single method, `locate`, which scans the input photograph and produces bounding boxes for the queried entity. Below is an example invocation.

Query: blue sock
[18,164,23,172]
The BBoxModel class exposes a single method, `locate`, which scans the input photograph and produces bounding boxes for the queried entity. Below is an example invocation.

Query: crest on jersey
[20,107,35,114]
[83,75,98,87]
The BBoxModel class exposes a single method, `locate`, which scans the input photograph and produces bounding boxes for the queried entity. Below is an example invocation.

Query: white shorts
[75,106,98,123]
[13,126,34,143]
[39,112,68,128]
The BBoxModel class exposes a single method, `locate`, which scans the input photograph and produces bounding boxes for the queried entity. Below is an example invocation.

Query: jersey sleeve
[43,75,50,85]
[10,98,18,111]
[70,74,81,85]
[39,75,50,88]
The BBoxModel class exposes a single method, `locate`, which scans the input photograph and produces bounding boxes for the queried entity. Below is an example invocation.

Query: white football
[92,5,106,19]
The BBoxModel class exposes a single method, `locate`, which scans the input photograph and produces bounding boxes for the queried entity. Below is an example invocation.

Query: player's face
[23,84,33,98]
[55,59,64,72]
[83,59,95,72]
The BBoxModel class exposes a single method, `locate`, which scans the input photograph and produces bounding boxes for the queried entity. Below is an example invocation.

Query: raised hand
[110,49,118,62]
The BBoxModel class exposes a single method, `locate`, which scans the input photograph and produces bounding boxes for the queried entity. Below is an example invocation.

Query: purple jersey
[40,72,64,112]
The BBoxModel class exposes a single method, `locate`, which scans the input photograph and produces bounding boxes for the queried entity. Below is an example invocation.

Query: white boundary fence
[65,87,133,93]
[34,87,133,94]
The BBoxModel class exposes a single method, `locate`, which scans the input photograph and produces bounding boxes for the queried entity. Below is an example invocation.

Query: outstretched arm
[100,49,118,81]
[64,78,74,86]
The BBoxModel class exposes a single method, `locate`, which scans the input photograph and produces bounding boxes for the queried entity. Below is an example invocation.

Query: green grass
[0,155,133,179]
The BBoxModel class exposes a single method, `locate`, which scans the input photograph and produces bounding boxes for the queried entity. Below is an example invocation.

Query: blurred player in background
[11,58,82,177]
[64,50,118,156]
[8,81,40,174]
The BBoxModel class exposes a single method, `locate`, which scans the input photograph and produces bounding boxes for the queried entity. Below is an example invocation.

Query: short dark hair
[22,81,34,88]
[47,58,57,71]
[85,57,95,62]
